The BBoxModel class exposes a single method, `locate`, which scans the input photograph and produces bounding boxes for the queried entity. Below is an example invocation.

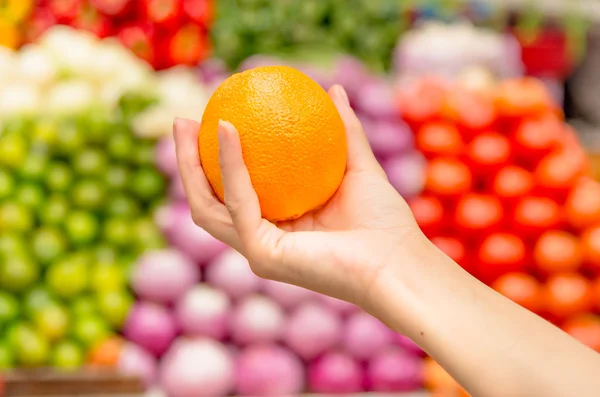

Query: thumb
[217,120,283,259]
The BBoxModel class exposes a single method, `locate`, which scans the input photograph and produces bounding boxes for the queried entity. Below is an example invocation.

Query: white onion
[15,44,58,88]
[131,249,199,304]
[117,342,158,387]
[284,302,342,360]
[175,285,231,340]
[230,295,285,345]
[206,249,263,300]
[160,338,235,397]
[45,80,96,114]
[39,26,99,77]
[235,344,305,396]
[0,82,42,116]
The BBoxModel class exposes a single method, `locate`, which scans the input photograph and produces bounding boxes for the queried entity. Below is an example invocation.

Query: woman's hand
[174,85,424,311]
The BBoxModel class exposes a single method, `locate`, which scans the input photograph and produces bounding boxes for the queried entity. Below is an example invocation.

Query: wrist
[365,231,469,340]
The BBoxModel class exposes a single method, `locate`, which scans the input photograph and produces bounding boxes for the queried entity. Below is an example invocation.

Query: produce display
[0,4,596,397]
[400,75,600,394]
[2,0,213,70]
[0,26,211,372]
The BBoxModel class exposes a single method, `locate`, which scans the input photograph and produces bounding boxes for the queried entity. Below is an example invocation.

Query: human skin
[173,85,600,397]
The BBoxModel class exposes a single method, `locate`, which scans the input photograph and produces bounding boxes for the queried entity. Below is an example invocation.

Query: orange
[87,337,124,367]
[199,66,347,221]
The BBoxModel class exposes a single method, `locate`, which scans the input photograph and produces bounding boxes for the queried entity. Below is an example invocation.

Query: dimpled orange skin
[199,66,348,222]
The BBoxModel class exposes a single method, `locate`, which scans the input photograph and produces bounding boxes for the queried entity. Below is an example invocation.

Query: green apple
[51,339,84,370]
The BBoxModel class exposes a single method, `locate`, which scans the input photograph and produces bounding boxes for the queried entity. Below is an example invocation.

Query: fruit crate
[0,368,145,397]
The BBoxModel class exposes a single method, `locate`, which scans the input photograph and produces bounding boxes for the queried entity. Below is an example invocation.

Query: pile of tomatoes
[2,0,213,70]
[400,77,600,359]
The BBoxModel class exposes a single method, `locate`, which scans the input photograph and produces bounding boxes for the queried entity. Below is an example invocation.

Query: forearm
[371,235,600,397]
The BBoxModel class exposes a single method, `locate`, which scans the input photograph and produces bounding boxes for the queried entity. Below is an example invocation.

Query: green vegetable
[51,339,84,370]
[0,253,39,293]
[0,201,34,232]
[65,211,100,246]
[32,227,68,266]
[34,303,70,341]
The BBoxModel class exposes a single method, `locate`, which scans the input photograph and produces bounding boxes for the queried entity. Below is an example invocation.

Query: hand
[174,85,424,311]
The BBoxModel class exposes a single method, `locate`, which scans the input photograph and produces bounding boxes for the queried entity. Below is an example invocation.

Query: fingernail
[218,119,228,143]
[334,85,350,106]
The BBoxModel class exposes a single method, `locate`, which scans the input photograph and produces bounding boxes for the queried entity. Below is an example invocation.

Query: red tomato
[144,0,183,26]
[495,78,554,118]
[476,233,526,283]
[543,273,594,321]
[513,113,562,163]
[454,194,503,236]
[117,23,156,67]
[416,122,464,159]
[425,158,473,198]
[581,226,600,273]
[442,86,496,132]
[565,177,600,230]
[466,131,511,176]
[72,5,113,38]
[183,0,213,27]
[492,165,534,201]
[562,314,600,352]
[409,195,444,237]
[48,0,82,23]
[592,278,600,312]
[492,272,543,313]
[533,230,583,275]
[512,196,561,237]
[398,77,447,126]
[431,236,466,266]
[535,148,588,200]
[166,23,210,68]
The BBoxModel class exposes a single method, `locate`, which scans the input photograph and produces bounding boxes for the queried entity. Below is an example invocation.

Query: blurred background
[1,0,600,396]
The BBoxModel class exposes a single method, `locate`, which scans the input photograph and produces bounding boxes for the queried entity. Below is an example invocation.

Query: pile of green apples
[0,95,167,370]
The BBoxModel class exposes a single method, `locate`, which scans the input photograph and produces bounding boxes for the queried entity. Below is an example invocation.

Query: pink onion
[367,348,424,392]
[123,302,178,357]
[131,249,199,304]
[160,338,234,397]
[318,295,358,316]
[155,137,178,177]
[365,119,414,159]
[343,311,394,359]
[394,333,425,357]
[198,58,229,85]
[175,285,231,340]
[117,342,157,387]
[235,344,305,396]
[308,351,364,393]
[381,151,426,199]
[354,78,399,119]
[263,280,317,309]
[168,176,187,202]
[205,249,263,300]
[156,203,227,265]
[331,55,375,102]
[284,302,342,360]
[230,295,285,345]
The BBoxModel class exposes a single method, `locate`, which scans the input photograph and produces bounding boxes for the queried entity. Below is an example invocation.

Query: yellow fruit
[199,66,347,221]
[0,21,20,49]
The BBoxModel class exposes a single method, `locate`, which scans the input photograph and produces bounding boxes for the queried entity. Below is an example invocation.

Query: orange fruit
[199,66,347,222]
[87,336,124,367]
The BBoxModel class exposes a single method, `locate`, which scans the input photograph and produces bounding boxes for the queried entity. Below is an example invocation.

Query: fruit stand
[1,1,599,397]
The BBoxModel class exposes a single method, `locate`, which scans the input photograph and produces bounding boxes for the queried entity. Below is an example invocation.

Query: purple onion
[367,348,424,392]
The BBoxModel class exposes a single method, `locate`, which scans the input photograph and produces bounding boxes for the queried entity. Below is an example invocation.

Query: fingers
[172,118,241,249]
[217,120,268,247]
[329,85,387,178]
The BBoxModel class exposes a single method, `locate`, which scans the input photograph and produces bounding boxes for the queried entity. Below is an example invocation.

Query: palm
[276,169,414,234]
